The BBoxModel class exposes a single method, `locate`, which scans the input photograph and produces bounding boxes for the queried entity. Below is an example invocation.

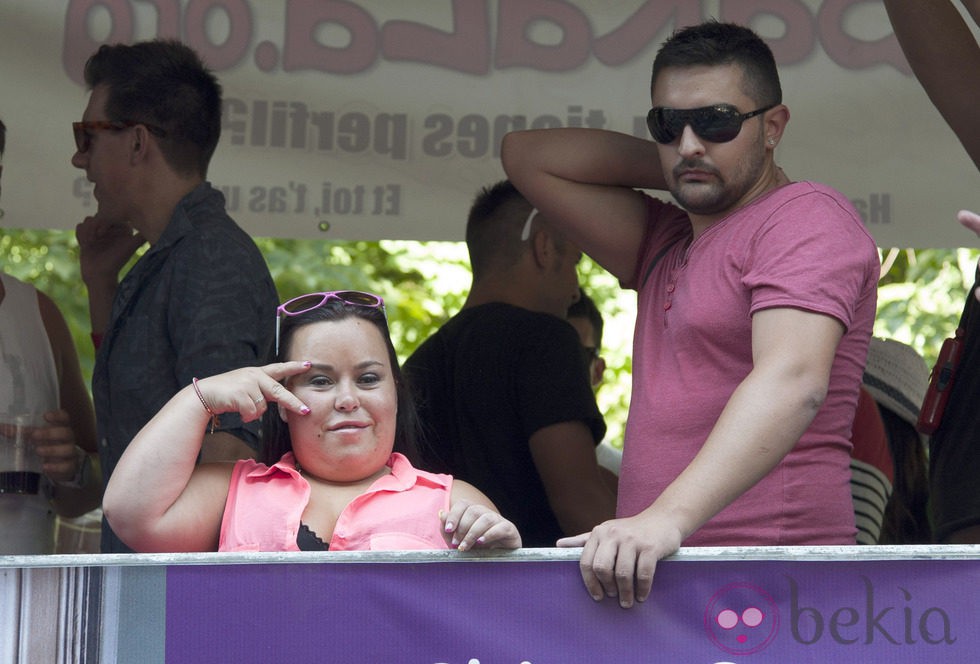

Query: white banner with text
[1,1,978,246]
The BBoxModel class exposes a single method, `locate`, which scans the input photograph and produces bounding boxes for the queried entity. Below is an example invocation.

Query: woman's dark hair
[878,408,932,544]
[259,299,421,467]
[567,290,604,349]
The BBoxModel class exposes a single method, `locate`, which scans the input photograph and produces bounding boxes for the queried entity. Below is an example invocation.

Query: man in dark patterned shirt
[72,40,278,552]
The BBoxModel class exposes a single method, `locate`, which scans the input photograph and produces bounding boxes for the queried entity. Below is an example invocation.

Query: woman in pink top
[103,291,521,553]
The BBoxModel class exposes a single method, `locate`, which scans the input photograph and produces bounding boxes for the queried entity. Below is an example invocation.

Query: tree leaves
[7,229,969,448]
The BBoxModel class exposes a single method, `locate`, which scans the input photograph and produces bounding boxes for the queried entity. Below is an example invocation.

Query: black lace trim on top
[297,522,329,551]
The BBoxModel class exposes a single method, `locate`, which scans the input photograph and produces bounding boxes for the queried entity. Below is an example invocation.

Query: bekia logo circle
[704,582,779,656]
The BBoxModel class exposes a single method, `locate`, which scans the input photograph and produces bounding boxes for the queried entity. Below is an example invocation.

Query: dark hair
[84,39,221,178]
[0,116,6,156]
[567,290,604,349]
[651,21,782,109]
[465,179,534,280]
[877,408,932,544]
[260,300,421,467]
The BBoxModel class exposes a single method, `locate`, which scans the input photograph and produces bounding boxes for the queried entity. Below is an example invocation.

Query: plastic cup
[0,413,43,495]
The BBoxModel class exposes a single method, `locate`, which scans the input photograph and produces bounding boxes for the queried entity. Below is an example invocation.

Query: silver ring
[254,396,265,404]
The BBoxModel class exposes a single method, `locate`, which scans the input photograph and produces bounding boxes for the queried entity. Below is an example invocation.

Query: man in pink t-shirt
[503,21,879,609]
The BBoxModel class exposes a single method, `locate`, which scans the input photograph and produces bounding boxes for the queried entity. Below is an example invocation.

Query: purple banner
[164,551,979,663]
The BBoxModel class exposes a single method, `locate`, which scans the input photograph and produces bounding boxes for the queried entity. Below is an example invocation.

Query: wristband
[192,377,220,434]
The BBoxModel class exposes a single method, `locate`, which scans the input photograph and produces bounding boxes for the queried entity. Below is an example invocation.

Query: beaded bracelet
[191,377,220,434]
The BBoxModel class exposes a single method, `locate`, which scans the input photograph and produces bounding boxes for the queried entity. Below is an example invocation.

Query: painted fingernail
[444,521,454,532]
[300,406,310,415]
[476,537,485,545]
[303,361,312,367]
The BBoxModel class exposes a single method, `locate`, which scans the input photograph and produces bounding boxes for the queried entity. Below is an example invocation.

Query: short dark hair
[0,116,6,156]
[84,39,221,178]
[260,299,420,467]
[568,290,604,349]
[465,180,533,280]
[651,21,782,108]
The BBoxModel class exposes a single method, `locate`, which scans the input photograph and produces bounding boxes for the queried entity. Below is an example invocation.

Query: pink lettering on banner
[61,0,914,84]
[63,0,135,84]
[495,0,591,71]
[721,0,817,64]
[282,0,377,74]
[817,0,910,74]
[61,0,242,82]
[382,0,490,75]
[154,0,183,39]
[593,1,704,66]
[184,0,252,70]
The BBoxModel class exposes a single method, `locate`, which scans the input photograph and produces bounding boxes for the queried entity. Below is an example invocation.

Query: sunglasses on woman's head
[275,290,386,354]
[646,103,776,144]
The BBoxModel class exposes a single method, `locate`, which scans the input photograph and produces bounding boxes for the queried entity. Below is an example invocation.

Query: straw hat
[862,337,930,427]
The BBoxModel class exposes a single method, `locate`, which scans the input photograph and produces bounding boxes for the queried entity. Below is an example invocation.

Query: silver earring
[767,138,776,147]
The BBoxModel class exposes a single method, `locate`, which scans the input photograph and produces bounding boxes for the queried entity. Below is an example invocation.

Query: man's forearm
[550,476,617,537]
[503,128,668,191]
[51,453,103,518]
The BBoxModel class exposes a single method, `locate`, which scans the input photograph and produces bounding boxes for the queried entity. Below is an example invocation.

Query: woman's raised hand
[192,362,313,422]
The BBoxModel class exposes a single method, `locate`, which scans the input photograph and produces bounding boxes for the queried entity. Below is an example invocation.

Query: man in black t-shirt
[404,181,616,547]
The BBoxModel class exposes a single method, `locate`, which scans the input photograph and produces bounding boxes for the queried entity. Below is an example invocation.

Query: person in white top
[0,117,101,553]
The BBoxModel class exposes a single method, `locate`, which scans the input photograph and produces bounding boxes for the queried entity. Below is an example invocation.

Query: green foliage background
[2,227,977,449]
